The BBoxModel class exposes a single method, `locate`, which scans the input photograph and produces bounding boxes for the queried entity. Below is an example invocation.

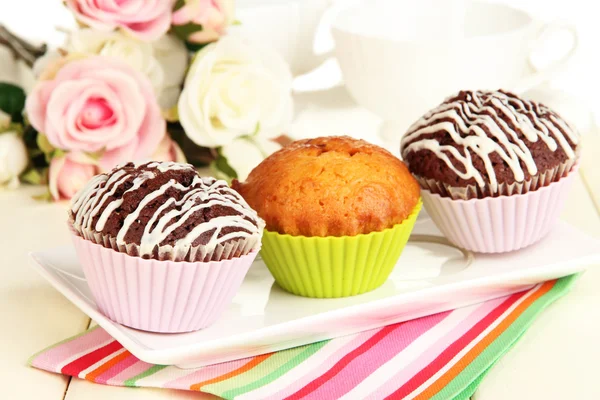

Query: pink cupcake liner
[71,234,259,333]
[421,164,579,253]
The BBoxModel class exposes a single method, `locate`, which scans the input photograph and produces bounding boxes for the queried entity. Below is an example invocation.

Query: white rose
[221,136,281,181]
[0,132,28,189]
[178,35,293,148]
[65,29,188,109]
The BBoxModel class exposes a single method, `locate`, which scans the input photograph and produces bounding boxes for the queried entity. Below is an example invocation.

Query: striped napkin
[29,276,575,400]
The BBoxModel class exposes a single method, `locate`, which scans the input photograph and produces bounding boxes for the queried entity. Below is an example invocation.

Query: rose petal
[132,100,165,159]
[64,83,124,147]
[121,8,172,41]
[25,80,57,134]
[80,69,147,148]
[49,152,98,201]
[99,141,136,171]
[48,155,66,201]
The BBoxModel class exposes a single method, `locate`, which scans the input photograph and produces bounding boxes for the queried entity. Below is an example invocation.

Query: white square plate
[30,214,600,368]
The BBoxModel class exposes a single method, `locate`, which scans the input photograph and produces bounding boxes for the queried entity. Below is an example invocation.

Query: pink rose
[172,0,234,43]
[49,152,98,201]
[152,135,187,163]
[65,0,172,41]
[26,56,166,171]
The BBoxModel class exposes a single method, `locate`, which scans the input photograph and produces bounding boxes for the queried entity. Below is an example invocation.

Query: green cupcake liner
[260,200,422,298]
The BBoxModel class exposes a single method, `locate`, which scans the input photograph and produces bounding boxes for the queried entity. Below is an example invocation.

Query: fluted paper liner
[70,225,261,262]
[260,200,422,298]
[421,163,579,253]
[71,234,259,333]
[417,158,577,200]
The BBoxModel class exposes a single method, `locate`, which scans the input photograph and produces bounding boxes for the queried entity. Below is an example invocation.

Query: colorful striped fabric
[29,276,576,400]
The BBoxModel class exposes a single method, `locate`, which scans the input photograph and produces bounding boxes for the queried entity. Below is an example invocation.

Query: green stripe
[203,343,321,396]
[27,326,100,367]
[431,274,577,400]
[124,365,168,387]
[451,362,496,400]
[222,341,328,399]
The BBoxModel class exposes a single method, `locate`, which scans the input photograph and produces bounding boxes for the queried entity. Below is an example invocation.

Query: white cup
[233,0,333,76]
[331,0,579,142]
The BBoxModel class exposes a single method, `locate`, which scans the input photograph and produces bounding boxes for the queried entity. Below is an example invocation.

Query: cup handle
[512,20,579,94]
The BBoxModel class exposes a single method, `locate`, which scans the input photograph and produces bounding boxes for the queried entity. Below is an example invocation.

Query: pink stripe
[368,296,513,400]
[31,327,111,372]
[265,330,377,400]
[96,353,139,384]
[163,357,253,389]
[106,360,155,384]
[303,312,449,400]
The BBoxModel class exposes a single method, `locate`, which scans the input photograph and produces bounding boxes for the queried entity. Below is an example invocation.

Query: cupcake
[233,136,421,298]
[401,90,580,253]
[69,161,264,332]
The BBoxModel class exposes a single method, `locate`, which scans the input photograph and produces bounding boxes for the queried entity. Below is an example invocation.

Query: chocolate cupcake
[69,161,264,332]
[70,161,264,261]
[401,90,579,200]
[400,90,580,253]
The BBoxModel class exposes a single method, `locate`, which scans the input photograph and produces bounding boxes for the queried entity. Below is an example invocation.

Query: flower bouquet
[0,0,294,200]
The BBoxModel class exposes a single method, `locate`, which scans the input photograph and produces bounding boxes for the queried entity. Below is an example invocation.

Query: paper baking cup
[71,234,259,333]
[421,165,578,253]
[71,227,261,263]
[260,200,422,298]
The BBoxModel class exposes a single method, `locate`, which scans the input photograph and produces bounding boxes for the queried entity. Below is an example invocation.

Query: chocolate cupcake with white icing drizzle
[70,161,264,261]
[400,90,580,253]
[401,90,579,200]
[68,161,264,332]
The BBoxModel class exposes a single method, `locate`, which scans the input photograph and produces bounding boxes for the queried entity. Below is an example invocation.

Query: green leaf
[85,148,105,161]
[184,40,210,53]
[20,168,43,185]
[0,82,26,122]
[52,148,66,160]
[32,189,53,202]
[173,0,185,10]
[170,0,213,53]
[173,22,203,40]
[36,133,55,155]
[210,150,238,183]
[0,122,22,135]
[6,122,23,134]
[28,148,43,158]
[22,125,39,148]
[251,122,261,137]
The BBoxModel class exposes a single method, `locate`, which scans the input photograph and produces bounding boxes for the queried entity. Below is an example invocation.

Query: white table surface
[1,84,599,400]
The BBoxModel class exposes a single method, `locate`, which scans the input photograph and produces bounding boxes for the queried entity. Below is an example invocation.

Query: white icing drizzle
[70,161,264,256]
[400,90,579,192]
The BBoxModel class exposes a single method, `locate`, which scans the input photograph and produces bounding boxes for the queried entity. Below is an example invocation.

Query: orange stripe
[84,350,131,382]
[413,280,555,400]
[190,353,273,391]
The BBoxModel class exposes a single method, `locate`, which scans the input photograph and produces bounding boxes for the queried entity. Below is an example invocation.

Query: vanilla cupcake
[234,136,421,298]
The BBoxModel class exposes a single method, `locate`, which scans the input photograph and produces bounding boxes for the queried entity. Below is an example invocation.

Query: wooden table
[2,89,599,399]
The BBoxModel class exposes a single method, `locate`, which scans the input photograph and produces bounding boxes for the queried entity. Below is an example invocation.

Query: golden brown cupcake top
[233,136,420,237]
